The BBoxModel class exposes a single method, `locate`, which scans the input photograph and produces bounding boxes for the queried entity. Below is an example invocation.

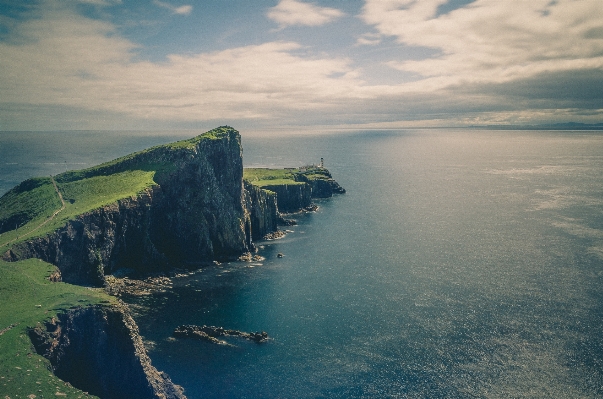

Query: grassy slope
[0,127,233,250]
[0,258,115,398]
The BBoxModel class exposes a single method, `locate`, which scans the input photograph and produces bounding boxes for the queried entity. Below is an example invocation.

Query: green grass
[243,168,296,181]
[55,126,234,183]
[0,258,114,398]
[243,168,302,188]
[251,178,304,188]
[243,166,330,189]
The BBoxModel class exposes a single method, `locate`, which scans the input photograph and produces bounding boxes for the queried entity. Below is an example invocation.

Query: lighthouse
[320,158,324,168]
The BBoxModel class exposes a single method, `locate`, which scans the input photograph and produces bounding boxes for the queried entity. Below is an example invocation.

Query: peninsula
[0,127,344,398]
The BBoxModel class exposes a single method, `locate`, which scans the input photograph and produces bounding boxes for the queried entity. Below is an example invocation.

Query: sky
[0,0,602,132]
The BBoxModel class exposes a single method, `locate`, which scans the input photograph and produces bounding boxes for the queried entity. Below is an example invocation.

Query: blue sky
[0,0,602,131]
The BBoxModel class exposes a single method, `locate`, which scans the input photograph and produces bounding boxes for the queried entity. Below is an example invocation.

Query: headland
[0,127,344,398]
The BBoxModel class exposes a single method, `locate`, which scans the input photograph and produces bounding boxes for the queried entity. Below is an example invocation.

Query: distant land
[468,122,603,130]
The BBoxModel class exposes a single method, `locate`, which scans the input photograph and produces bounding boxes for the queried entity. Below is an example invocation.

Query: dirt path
[0,176,65,249]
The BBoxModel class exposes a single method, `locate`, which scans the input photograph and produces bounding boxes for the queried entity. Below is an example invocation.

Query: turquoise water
[2,129,603,398]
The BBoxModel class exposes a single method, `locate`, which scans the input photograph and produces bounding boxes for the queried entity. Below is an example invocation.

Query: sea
[1,129,603,398]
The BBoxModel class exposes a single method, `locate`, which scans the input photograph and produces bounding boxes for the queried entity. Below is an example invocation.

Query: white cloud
[361,0,603,89]
[0,3,365,125]
[355,32,382,46]
[1,0,602,130]
[267,0,344,28]
[153,0,192,15]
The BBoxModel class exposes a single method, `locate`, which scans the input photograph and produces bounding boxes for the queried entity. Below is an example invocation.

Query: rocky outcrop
[29,303,186,399]
[1,128,346,286]
[4,190,164,285]
[174,325,269,345]
[295,169,346,198]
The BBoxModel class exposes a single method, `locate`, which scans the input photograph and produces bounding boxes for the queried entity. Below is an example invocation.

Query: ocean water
[2,129,603,398]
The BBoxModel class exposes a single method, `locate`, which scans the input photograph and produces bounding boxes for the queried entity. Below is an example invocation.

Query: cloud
[153,0,192,15]
[361,0,603,89]
[267,0,344,28]
[0,2,365,127]
[355,32,382,46]
[1,0,602,130]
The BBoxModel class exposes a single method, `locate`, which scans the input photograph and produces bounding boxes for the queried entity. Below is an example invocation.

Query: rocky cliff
[2,128,346,286]
[243,181,278,241]
[3,127,256,285]
[244,165,346,215]
[29,303,186,399]
[259,183,313,214]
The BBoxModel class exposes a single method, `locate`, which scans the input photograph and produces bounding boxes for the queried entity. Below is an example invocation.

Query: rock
[174,325,270,344]
[263,230,286,240]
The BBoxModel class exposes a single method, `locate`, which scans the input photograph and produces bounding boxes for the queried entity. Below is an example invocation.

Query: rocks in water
[304,204,319,212]
[263,230,286,240]
[238,252,265,262]
[173,325,269,344]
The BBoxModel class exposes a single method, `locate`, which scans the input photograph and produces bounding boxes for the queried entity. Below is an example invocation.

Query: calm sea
[1,129,603,398]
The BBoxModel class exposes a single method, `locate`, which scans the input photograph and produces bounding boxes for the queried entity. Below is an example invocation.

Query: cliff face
[4,190,163,285]
[29,303,186,399]
[243,181,278,241]
[3,128,253,285]
[259,183,313,214]
[295,169,347,199]
[149,132,247,264]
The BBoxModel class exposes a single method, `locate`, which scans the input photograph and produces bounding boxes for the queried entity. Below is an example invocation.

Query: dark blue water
[2,129,603,398]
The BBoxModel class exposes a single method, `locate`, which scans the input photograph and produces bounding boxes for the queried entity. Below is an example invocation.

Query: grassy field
[0,258,114,398]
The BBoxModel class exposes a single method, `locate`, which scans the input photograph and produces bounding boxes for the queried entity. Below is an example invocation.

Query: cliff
[0,129,345,286]
[0,257,184,399]
[29,303,185,399]
[0,127,345,399]
[2,127,251,285]
[243,181,278,241]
